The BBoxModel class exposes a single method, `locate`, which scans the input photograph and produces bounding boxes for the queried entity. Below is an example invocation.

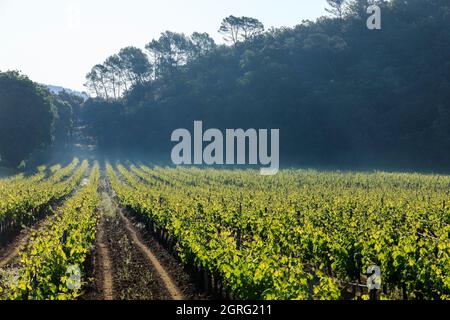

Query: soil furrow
[119,211,184,300]
[0,233,29,268]
[96,217,114,300]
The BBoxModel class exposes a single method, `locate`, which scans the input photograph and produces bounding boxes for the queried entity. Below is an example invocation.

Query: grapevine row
[1,162,101,300]
[109,164,450,300]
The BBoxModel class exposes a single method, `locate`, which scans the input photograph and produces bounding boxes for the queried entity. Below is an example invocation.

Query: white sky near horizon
[0,0,327,92]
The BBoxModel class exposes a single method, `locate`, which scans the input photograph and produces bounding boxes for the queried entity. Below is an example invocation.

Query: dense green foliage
[0,71,82,168]
[0,72,54,167]
[53,92,84,149]
[84,0,450,171]
[0,159,86,233]
[0,162,100,300]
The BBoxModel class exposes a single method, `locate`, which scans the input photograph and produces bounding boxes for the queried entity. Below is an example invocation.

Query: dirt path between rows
[95,217,114,300]
[84,186,206,300]
[94,211,172,299]
[0,233,30,268]
[119,211,184,300]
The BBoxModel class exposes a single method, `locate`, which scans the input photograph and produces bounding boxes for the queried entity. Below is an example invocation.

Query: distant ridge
[44,84,89,100]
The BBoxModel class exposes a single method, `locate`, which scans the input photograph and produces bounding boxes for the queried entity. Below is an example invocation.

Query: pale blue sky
[0,0,328,91]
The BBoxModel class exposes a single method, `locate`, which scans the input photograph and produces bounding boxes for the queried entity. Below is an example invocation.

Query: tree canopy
[80,0,450,171]
[219,16,265,44]
[0,71,54,167]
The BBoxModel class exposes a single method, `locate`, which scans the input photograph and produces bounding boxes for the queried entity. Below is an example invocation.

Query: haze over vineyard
[0,0,449,302]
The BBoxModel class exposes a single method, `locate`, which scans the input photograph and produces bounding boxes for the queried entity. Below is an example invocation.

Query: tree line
[81,0,450,171]
[2,0,449,171]
[0,71,82,168]
[83,15,267,100]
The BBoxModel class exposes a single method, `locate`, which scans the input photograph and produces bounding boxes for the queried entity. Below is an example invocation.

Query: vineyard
[0,160,449,300]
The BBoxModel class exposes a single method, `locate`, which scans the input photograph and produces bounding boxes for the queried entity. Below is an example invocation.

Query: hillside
[45,84,88,100]
[82,0,450,171]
